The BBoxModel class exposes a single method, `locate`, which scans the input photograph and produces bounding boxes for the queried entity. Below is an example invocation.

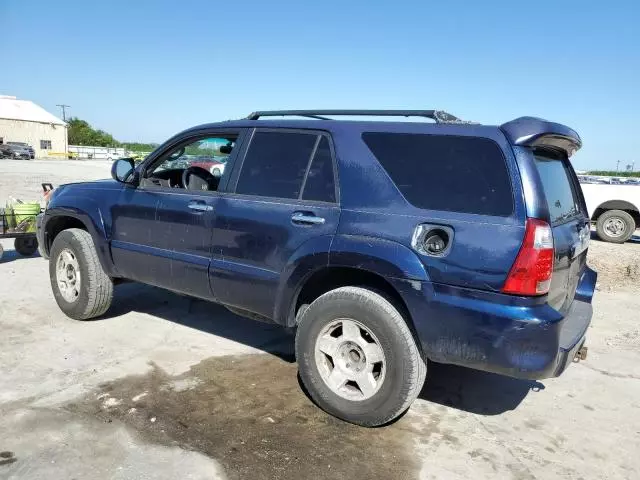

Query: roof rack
[245,110,468,124]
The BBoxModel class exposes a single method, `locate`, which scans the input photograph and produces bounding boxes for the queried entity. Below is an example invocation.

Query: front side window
[154,137,234,173]
[236,131,318,199]
[143,134,237,191]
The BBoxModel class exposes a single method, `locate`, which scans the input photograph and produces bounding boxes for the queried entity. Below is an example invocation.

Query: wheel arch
[275,235,428,330]
[44,208,116,276]
[592,200,640,228]
[294,266,411,317]
[286,266,425,359]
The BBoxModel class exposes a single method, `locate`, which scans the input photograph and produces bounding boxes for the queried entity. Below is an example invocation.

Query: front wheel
[49,228,114,320]
[295,286,426,427]
[596,209,635,243]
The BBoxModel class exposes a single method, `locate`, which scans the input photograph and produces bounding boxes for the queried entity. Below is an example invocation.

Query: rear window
[236,131,317,199]
[362,133,513,216]
[533,151,580,224]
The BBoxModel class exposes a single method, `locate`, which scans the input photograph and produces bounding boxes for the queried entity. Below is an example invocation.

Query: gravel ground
[588,235,640,291]
[1,159,639,480]
[0,159,111,205]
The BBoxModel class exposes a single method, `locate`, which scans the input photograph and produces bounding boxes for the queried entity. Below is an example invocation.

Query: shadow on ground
[0,248,40,264]
[105,282,295,362]
[104,283,541,420]
[420,361,544,415]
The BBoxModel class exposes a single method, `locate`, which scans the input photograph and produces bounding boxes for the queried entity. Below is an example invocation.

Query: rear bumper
[392,267,596,380]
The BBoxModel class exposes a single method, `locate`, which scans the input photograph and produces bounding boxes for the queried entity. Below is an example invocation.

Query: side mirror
[111,158,136,184]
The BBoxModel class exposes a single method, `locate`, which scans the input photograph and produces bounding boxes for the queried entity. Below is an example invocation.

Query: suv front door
[110,129,245,299]
[209,129,340,318]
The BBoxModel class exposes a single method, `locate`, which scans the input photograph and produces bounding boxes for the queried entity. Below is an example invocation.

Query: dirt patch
[588,237,640,292]
[65,354,422,480]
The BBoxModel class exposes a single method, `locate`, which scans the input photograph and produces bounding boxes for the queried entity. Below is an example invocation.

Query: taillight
[502,218,554,296]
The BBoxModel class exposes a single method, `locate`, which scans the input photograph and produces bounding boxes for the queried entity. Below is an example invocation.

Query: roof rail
[245,110,468,124]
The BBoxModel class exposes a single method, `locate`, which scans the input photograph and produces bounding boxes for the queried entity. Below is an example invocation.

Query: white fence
[68,145,129,160]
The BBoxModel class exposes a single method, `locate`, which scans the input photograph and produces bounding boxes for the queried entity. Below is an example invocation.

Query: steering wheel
[182,166,219,191]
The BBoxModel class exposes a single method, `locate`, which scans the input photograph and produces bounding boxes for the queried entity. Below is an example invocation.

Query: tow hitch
[574,345,588,362]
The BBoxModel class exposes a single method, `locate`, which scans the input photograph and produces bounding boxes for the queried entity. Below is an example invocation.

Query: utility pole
[56,104,70,122]
[56,104,70,157]
[616,160,620,172]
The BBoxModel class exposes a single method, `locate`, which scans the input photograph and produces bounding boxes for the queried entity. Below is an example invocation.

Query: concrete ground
[1,159,639,480]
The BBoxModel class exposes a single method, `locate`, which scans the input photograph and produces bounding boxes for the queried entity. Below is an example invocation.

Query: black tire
[14,236,38,256]
[295,286,426,427]
[49,228,114,320]
[596,209,635,243]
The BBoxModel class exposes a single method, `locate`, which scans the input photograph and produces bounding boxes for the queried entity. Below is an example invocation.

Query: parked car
[6,141,35,159]
[580,182,640,242]
[0,144,14,159]
[191,157,227,177]
[36,110,595,426]
[4,144,31,159]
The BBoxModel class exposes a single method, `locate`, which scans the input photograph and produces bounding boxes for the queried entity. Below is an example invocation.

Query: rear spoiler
[500,117,582,157]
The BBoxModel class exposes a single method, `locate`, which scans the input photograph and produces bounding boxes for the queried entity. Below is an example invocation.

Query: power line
[56,104,70,122]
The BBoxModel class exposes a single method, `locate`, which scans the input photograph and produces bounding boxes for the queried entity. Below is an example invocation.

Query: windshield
[533,151,580,224]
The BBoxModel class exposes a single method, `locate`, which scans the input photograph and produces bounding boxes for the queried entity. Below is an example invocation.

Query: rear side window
[236,132,317,199]
[533,151,580,224]
[301,137,336,203]
[362,133,513,216]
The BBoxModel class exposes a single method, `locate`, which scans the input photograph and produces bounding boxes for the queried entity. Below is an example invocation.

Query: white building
[0,95,67,158]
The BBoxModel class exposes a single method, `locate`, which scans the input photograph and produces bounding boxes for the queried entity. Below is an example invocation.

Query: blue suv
[37,110,596,426]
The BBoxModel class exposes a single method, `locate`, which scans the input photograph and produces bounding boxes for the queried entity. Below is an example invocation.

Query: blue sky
[2,0,638,170]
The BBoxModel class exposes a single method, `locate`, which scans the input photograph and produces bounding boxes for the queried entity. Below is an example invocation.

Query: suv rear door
[209,129,340,318]
[532,149,590,312]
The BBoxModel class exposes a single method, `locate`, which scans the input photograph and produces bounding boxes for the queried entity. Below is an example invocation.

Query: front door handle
[188,201,214,212]
[292,212,325,225]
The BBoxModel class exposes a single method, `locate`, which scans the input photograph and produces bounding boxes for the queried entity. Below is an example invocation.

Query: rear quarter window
[533,151,581,224]
[362,133,513,216]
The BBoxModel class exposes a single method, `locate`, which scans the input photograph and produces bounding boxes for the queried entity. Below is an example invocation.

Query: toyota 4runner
[37,110,596,426]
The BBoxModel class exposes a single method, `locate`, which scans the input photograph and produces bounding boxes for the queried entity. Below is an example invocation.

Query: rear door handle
[292,212,325,225]
[188,201,214,212]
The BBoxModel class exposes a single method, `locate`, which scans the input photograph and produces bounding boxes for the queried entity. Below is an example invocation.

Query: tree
[67,117,120,147]
[121,142,159,152]
[66,117,159,153]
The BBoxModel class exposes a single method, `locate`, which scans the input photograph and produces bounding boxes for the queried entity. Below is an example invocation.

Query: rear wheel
[295,286,426,427]
[49,228,113,320]
[596,210,635,243]
[14,236,38,256]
